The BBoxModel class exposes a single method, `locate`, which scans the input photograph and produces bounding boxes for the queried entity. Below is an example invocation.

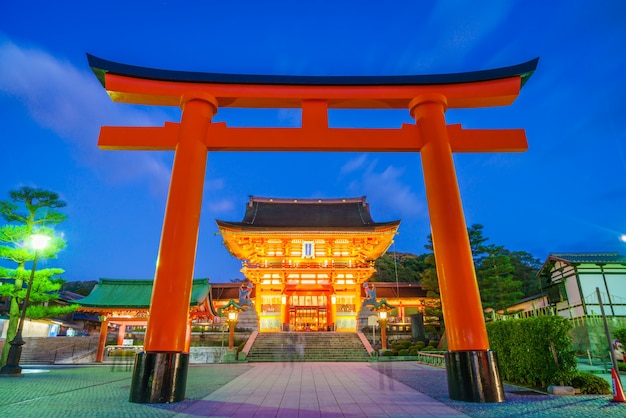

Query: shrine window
[302,241,315,259]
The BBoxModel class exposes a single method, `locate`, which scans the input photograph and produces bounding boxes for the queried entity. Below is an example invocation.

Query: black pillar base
[129,352,189,404]
[445,350,505,403]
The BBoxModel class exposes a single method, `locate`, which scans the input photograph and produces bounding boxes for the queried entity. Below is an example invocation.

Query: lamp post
[221,299,243,352]
[1,234,51,377]
[372,298,394,351]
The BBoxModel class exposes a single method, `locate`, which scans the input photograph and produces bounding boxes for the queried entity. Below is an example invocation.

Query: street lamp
[221,299,243,351]
[372,298,394,351]
[1,234,51,377]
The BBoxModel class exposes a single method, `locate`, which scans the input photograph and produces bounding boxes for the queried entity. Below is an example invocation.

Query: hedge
[487,316,577,388]
[567,371,611,394]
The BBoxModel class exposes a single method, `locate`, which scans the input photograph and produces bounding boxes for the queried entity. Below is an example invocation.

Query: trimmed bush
[398,349,409,356]
[409,348,419,356]
[567,371,611,394]
[391,342,404,351]
[382,350,396,357]
[487,316,577,388]
[618,363,626,372]
[414,341,426,350]
[614,328,626,345]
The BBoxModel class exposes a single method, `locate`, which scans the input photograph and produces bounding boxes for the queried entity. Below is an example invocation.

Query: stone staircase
[246,332,370,362]
[0,336,100,365]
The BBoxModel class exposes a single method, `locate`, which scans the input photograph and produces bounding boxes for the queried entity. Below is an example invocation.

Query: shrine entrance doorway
[287,293,329,332]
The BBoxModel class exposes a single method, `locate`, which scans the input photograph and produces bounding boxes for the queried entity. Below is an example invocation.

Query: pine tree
[0,187,74,366]
[475,244,524,313]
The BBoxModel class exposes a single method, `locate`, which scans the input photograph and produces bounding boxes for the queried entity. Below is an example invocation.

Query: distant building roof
[538,252,626,279]
[76,278,211,309]
[362,282,428,299]
[58,290,85,302]
[216,196,400,231]
[547,253,626,264]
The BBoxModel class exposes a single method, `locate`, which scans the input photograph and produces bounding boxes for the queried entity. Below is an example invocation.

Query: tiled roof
[217,196,400,229]
[76,278,210,309]
[548,253,626,264]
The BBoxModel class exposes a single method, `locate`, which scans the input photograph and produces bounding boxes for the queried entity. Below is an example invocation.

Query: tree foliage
[477,244,523,312]
[371,252,427,282]
[378,224,541,324]
[0,187,71,366]
[61,280,98,296]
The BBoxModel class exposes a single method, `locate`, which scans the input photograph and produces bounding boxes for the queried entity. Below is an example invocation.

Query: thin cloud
[206,199,235,214]
[345,158,424,219]
[0,37,174,196]
[340,154,367,175]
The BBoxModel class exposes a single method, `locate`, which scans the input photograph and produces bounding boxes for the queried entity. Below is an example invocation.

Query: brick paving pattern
[0,362,624,417]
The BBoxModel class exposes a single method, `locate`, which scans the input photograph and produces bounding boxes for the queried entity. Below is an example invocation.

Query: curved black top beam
[87,53,538,88]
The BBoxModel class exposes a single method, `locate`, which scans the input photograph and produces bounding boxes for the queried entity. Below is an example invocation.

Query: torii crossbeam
[88,54,538,404]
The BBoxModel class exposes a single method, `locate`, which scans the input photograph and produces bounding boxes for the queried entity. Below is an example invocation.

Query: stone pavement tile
[385,361,626,418]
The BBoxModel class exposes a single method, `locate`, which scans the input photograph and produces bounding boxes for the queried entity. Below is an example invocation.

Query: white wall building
[538,253,626,318]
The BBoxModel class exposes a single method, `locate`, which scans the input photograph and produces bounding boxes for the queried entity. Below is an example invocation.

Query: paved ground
[0,361,624,417]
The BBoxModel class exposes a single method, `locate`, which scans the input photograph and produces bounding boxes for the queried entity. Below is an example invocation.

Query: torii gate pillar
[87,54,537,404]
[412,93,503,401]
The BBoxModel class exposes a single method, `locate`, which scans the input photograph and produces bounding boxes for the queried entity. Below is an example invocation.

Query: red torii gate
[88,54,538,404]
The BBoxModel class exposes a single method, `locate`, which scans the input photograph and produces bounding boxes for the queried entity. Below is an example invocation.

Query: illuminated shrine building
[217,196,400,332]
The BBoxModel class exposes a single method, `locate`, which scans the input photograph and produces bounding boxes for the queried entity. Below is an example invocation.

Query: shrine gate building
[217,196,400,332]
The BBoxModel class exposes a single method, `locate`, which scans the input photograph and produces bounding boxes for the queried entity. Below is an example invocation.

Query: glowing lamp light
[379,311,388,320]
[281,295,287,304]
[221,299,243,323]
[331,294,337,304]
[31,233,52,250]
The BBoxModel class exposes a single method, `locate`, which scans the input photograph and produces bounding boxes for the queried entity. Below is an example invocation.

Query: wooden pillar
[184,320,192,353]
[117,324,126,346]
[143,96,216,352]
[130,96,216,404]
[410,93,488,351]
[280,292,288,331]
[410,93,504,402]
[354,285,361,331]
[95,318,108,363]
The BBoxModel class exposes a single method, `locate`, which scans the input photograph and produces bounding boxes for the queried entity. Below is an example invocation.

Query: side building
[538,252,626,318]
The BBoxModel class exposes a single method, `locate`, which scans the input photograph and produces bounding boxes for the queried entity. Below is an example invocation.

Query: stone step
[246,332,370,363]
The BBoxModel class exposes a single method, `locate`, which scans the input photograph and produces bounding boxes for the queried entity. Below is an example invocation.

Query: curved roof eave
[87,54,538,88]
[215,219,401,231]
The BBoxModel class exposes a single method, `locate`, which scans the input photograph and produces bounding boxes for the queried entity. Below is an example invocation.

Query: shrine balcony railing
[242,261,375,269]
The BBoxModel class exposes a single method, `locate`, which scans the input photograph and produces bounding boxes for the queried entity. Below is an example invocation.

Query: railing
[243,261,373,269]
[416,351,446,367]
[52,337,98,363]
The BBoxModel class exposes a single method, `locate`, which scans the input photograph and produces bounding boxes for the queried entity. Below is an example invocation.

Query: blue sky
[1,1,625,283]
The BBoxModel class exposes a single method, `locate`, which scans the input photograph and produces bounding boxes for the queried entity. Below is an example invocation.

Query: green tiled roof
[549,253,626,264]
[75,278,210,309]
